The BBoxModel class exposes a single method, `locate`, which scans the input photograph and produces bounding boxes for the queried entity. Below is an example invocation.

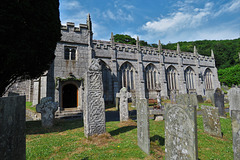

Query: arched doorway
[62,84,78,108]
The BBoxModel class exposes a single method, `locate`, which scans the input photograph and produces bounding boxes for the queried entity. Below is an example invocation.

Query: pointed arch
[145,63,160,90]
[204,68,213,90]
[166,65,178,91]
[99,59,113,102]
[184,66,196,93]
[119,62,135,91]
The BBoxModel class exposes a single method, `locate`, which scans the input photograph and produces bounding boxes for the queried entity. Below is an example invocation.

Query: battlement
[61,22,88,32]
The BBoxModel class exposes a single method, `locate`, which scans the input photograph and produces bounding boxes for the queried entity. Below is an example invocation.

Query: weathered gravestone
[165,103,198,160]
[0,96,26,160]
[228,87,240,116]
[115,95,120,110]
[197,95,204,103]
[130,90,136,108]
[231,110,240,160]
[36,97,58,128]
[84,59,106,137]
[176,93,198,108]
[136,98,150,155]
[170,90,177,104]
[201,105,222,137]
[119,87,131,122]
[214,88,226,116]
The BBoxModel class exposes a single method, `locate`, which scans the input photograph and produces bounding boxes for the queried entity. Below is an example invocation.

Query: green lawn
[26,115,233,160]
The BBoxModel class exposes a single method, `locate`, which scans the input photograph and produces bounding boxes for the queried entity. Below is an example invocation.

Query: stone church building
[8,14,220,110]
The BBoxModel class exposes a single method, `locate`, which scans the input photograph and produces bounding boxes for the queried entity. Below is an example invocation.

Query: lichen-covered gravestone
[201,105,222,137]
[228,87,240,117]
[0,96,26,160]
[119,87,131,122]
[176,93,198,108]
[136,98,150,155]
[231,110,240,160]
[36,97,58,128]
[214,88,226,116]
[165,103,198,160]
[84,59,106,137]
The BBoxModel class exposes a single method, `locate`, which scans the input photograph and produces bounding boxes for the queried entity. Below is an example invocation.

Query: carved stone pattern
[165,106,194,160]
[88,91,105,135]
[89,72,102,90]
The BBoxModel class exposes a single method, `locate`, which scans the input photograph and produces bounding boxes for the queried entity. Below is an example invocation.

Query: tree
[0,0,61,96]
[113,34,136,45]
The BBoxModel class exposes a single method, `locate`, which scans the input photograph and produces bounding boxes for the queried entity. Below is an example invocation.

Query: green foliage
[218,64,240,86]
[113,34,136,45]
[0,0,61,96]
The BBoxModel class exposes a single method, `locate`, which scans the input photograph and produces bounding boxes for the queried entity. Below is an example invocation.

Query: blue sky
[59,0,240,44]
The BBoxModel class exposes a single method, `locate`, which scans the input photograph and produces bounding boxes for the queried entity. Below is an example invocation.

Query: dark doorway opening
[62,84,77,108]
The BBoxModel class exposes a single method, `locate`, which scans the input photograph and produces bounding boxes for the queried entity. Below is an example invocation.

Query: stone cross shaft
[36,97,58,128]
[118,87,131,122]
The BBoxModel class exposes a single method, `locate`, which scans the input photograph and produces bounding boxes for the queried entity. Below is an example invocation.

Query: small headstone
[36,97,58,128]
[156,91,162,109]
[231,110,240,160]
[84,59,106,137]
[115,93,120,110]
[130,90,136,108]
[197,95,204,103]
[214,88,226,116]
[136,98,150,155]
[165,103,198,160]
[228,87,240,116]
[176,93,198,108]
[201,105,222,137]
[119,87,131,122]
[155,115,164,121]
[170,90,177,104]
[0,96,26,160]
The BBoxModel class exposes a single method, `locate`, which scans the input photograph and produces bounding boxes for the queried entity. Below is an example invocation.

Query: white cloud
[60,0,81,10]
[214,0,240,16]
[103,9,133,22]
[142,2,213,33]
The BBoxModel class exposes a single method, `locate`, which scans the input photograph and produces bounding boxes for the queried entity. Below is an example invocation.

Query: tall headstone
[36,97,58,128]
[119,87,131,122]
[130,90,136,108]
[214,88,226,116]
[176,93,198,108]
[84,59,106,137]
[165,103,198,160]
[0,96,26,160]
[136,98,150,155]
[231,110,240,160]
[201,105,222,137]
[228,87,240,116]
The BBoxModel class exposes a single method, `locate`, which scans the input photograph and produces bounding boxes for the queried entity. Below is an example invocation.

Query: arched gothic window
[145,64,159,90]
[100,60,113,102]
[167,66,178,91]
[64,47,76,60]
[204,68,213,90]
[120,62,135,91]
[184,67,195,91]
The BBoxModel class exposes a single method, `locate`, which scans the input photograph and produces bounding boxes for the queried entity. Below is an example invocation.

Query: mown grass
[26,114,233,159]
[26,101,36,113]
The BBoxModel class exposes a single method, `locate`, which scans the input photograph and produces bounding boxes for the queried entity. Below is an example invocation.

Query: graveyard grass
[26,107,233,159]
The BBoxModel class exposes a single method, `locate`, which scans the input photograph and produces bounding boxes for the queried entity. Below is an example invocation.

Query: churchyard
[23,98,233,160]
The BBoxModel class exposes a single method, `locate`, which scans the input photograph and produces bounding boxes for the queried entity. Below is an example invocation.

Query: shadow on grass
[109,126,137,136]
[26,119,83,135]
[150,135,165,146]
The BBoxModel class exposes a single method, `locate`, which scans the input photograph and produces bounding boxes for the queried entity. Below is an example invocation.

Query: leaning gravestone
[165,103,198,160]
[84,59,106,137]
[0,96,26,160]
[136,98,150,155]
[119,87,131,122]
[201,105,222,137]
[228,87,240,116]
[214,88,226,116]
[36,97,58,128]
[176,93,198,108]
[231,110,240,160]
